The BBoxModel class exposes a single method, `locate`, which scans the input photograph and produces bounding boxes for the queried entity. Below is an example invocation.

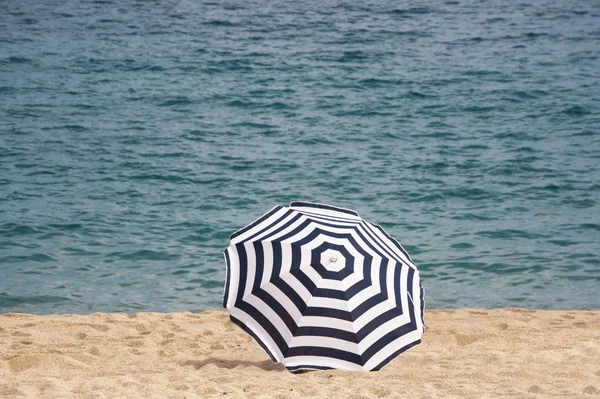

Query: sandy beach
[1,309,598,398]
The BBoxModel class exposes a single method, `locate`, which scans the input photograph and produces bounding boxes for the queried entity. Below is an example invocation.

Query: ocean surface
[1,0,599,314]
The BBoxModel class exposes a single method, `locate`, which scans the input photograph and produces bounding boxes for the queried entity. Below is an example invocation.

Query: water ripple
[0,0,599,314]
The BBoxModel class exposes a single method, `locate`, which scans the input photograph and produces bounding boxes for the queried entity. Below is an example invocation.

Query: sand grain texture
[0,309,599,398]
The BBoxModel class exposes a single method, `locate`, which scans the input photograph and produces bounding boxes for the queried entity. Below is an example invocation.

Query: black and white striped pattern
[223,202,425,372]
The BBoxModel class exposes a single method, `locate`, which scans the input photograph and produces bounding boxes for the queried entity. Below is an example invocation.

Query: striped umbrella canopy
[223,202,425,372]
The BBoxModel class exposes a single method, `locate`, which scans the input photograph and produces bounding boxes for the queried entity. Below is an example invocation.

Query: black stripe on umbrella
[223,202,425,371]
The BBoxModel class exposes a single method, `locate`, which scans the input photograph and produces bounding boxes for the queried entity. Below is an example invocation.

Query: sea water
[1,0,599,314]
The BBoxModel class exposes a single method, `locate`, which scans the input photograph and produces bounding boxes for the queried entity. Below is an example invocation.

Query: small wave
[579,223,600,232]
[449,261,487,270]
[61,125,88,132]
[524,32,549,39]
[0,86,17,94]
[5,191,43,200]
[407,194,444,202]
[539,183,571,192]
[462,70,503,77]
[450,242,476,249]
[0,293,70,306]
[566,199,596,209]
[227,99,256,108]
[562,105,590,116]
[444,187,491,200]
[264,101,293,110]
[388,7,434,17]
[407,161,449,170]
[475,229,544,239]
[547,240,578,247]
[122,63,165,72]
[188,278,222,289]
[484,263,544,274]
[1,224,39,237]
[514,90,549,99]
[129,174,190,183]
[1,56,33,64]
[358,78,405,88]
[108,250,179,261]
[492,131,542,141]
[157,97,194,107]
[206,20,239,27]
[564,275,600,282]
[332,109,395,117]
[408,90,432,98]
[296,136,335,145]
[337,50,369,62]
[462,105,498,113]
[412,131,455,139]
[452,213,496,221]
[139,151,193,159]
[232,122,278,130]
[25,170,56,177]
[20,18,39,25]
[48,223,83,231]
[0,253,56,263]
[61,247,99,256]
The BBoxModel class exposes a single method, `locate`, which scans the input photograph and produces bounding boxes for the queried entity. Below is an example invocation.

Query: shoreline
[1,309,599,398]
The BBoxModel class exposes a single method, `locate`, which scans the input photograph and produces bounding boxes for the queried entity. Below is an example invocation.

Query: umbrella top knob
[321,249,344,272]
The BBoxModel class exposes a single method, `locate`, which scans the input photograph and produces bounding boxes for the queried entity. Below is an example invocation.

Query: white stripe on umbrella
[223,201,425,372]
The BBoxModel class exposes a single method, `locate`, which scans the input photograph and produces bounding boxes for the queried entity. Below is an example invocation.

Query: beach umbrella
[223,201,425,371]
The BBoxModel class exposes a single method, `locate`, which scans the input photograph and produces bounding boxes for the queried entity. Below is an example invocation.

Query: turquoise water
[1,0,599,314]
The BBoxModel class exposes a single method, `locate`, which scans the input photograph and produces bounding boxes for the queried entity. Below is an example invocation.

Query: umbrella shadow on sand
[181,358,285,372]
